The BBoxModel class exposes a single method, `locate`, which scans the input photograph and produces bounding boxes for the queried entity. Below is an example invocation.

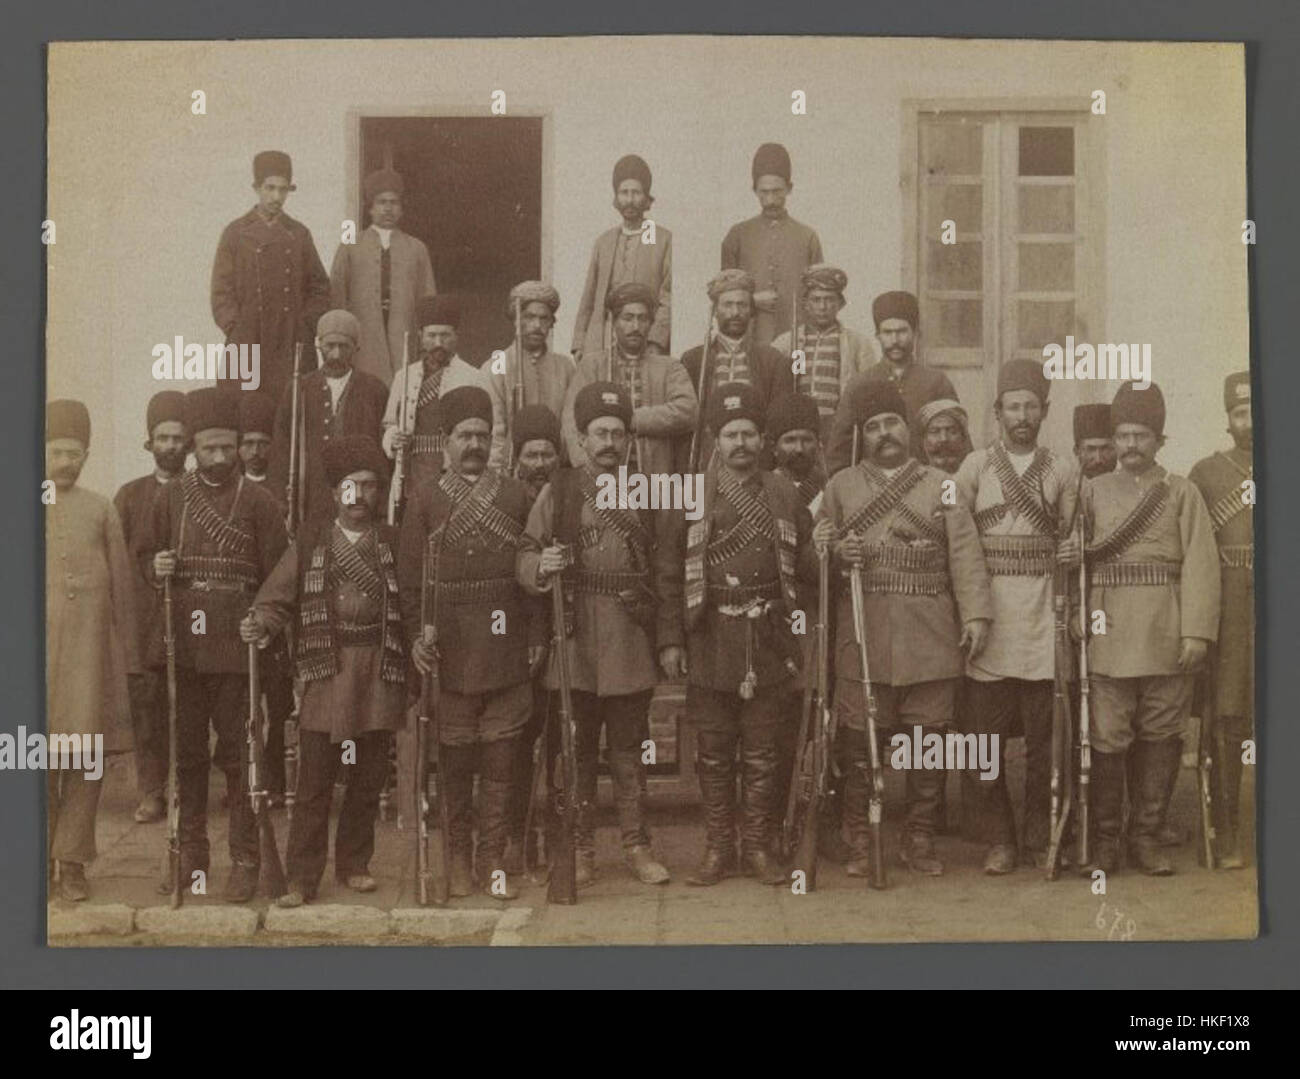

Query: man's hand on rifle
[658,645,687,681]
[239,611,268,645]
[812,518,837,557]
[1056,534,1083,567]
[835,530,868,567]
[527,644,547,675]
[390,429,411,453]
[412,630,438,676]
[538,545,569,579]
[153,549,177,579]
[1178,637,1209,672]
[961,618,991,661]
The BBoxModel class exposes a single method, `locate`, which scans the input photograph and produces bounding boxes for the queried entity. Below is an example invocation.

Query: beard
[154,448,187,474]
[199,460,237,484]
[1006,421,1040,447]
[776,450,813,479]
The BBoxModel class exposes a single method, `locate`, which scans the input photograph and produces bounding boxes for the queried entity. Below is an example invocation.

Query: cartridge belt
[1218,545,1252,569]
[1091,562,1181,587]
[707,579,781,610]
[336,621,383,645]
[176,555,260,592]
[570,569,647,597]
[435,576,517,604]
[980,534,1055,577]
[411,434,445,456]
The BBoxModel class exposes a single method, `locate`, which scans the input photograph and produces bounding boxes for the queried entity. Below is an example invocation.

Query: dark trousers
[174,669,257,869]
[128,671,168,800]
[508,680,557,846]
[286,729,392,894]
[571,688,654,851]
[48,768,102,865]
[441,736,519,870]
[964,677,1053,852]
[212,645,293,792]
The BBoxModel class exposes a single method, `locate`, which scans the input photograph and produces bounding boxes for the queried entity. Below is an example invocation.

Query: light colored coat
[571,225,673,356]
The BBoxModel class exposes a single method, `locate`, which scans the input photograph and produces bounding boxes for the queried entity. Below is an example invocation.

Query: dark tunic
[397,469,542,696]
[136,472,288,674]
[1188,447,1253,716]
[114,473,174,665]
[210,207,330,410]
[826,363,958,473]
[720,212,824,347]
[681,335,795,468]
[269,367,390,528]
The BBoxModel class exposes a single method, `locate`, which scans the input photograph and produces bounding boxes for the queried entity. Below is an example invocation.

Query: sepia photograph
[41,33,1255,950]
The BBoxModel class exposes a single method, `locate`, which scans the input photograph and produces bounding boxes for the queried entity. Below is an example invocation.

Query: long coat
[720,212,823,347]
[329,226,436,386]
[571,225,673,357]
[210,207,331,409]
[47,486,138,751]
[481,343,576,469]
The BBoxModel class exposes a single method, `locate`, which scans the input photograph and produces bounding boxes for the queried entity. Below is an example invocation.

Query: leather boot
[1083,750,1126,876]
[1213,726,1247,868]
[900,757,943,876]
[840,733,875,880]
[688,733,737,886]
[574,803,597,888]
[476,776,519,899]
[1154,737,1185,846]
[818,787,852,864]
[58,861,89,902]
[442,745,476,898]
[1129,738,1181,876]
[608,747,651,852]
[625,844,670,885]
[224,861,258,903]
[741,743,786,885]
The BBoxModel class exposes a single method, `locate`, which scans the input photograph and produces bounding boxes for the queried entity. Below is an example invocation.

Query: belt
[178,577,256,594]
[1219,545,1253,569]
[857,568,949,596]
[867,542,946,572]
[707,580,781,611]
[435,577,517,604]
[411,434,445,456]
[980,534,1055,577]
[570,569,646,597]
[1091,562,1181,587]
[337,622,383,645]
[176,555,260,590]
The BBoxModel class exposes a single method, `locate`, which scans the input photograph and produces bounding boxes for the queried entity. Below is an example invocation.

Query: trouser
[963,677,1053,852]
[128,671,168,799]
[211,646,293,793]
[1210,713,1253,851]
[439,736,520,874]
[174,669,257,870]
[507,680,557,853]
[571,688,654,852]
[689,684,783,856]
[285,729,391,894]
[48,767,102,865]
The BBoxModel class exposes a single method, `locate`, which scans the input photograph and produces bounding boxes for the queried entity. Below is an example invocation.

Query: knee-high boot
[688,729,737,886]
[1129,737,1182,876]
[475,738,520,899]
[1085,750,1126,876]
[441,744,475,897]
[741,742,786,885]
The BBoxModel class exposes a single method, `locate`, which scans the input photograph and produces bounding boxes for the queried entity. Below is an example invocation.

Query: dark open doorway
[357,115,544,366]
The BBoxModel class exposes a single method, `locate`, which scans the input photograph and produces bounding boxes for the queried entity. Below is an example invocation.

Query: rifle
[847,565,886,888]
[521,692,552,882]
[247,634,287,899]
[1197,662,1219,868]
[603,312,613,384]
[163,577,182,907]
[790,547,832,888]
[283,690,299,825]
[417,540,451,906]
[286,342,304,540]
[388,332,410,526]
[1075,508,1092,871]
[546,548,579,904]
[508,303,524,470]
[1045,472,1077,880]
[687,304,712,474]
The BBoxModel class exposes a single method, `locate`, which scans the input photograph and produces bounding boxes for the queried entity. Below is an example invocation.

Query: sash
[984,444,1055,536]
[842,459,924,535]
[1086,480,1170,564]
[417,363,445,411]
[179,471,251,556]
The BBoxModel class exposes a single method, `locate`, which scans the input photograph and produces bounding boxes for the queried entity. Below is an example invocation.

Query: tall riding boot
[741,742,786,885]
[503,731,536,875]
[441,744,475,897]
[819,784,851,864]
[475,778,519,899]
[900,753,943,877]
[574,801,596,887]
[1129,737,1182,876]
[1084,750,1126,876]
[688,730,737,886]
[768,711,799,859]
[1154,737,1186,846]
[609,748,669,884]
[839,730,874,881]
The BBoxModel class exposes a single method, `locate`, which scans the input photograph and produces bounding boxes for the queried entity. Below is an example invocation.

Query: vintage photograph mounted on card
[42,36,1254,946]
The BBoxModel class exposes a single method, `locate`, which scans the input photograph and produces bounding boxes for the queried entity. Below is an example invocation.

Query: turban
[185,387,241,437]
[1224,371,1251,413]
[802,264,848,296]
[997,358,1050,403]
[317,309,361,344]
[766,393,823,441]
[363,169,404,203]
[512,405,561,453]
[1111,381,1165,437]
[438,386,493,435]
[146,390,187,436]
[417,293,460,330]
[752,142,792,185]
[708,382,764,436]
[573,381,632,434]
[1073,403,1111,443]
[323,435,390,488]
[851,381,908,427]
[871,290,919,330]
[47,399,90,446]
[253,150,293,187]
[238,393,276,438]
[917,398,969,436]
[605,281,657,316]
[612,154,652,196]
[707,269,756,302]
[508,281,561,320]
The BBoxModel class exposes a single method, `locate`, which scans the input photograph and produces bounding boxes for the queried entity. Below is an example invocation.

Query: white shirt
[338,524,364,545]
[371,225,392,251]
[325,370,353,414]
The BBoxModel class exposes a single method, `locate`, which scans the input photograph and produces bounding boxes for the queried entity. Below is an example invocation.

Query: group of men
[44,142,1254,910]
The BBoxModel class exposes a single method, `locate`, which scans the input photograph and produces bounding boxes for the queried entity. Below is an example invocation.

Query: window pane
[921,122,982,176]
[1018,126,1074,176]
[1018,184,1075,233]
[1018,300,1075,352]
[926,239,982,291]
[930,299,983,347]
[926,183,982,233]
[1018,244,1074,291]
